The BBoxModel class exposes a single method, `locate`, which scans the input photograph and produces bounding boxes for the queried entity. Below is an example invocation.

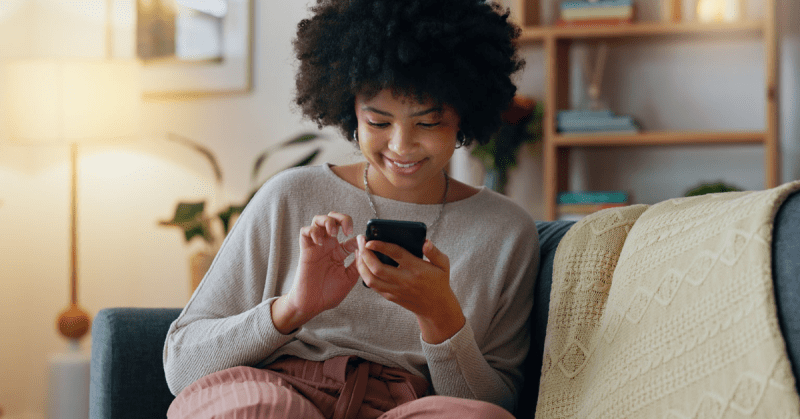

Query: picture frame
[137,0,253,98]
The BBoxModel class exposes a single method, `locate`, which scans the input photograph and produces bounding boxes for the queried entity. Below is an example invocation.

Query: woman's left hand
[356,235,466,344]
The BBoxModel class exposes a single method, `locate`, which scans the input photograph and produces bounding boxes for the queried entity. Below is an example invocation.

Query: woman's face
[354,89,460,203]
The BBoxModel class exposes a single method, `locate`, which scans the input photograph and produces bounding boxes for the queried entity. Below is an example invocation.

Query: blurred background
[0,0,797,418]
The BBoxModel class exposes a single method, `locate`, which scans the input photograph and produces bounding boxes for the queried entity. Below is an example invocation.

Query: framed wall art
[137,0,253,98]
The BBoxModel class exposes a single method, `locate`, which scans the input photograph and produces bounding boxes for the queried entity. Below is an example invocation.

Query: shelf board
[519,20,764,42]
[552,130,766,147]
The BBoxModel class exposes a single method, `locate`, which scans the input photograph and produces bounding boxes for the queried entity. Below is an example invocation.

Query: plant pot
[189,250,215,295]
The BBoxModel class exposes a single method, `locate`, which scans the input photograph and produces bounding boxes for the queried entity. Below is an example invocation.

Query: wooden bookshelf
[511,1,780,220]
[519,20,765,41]
[553,130,767,147]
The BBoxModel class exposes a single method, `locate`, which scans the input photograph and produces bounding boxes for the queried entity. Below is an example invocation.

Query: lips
[384,156,426,174]
[392,160,419,168]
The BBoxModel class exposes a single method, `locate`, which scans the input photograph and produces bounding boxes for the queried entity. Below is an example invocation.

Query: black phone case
[365,219,427,267]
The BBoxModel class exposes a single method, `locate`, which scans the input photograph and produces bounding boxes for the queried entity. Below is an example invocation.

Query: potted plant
[685,181,742,197]
[471,96,544,194]
[159,132,327,292]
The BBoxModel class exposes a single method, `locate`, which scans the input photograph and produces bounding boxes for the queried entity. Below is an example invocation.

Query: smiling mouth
[393,161,419,168]
[385,157,426,169]
[383,156,428,174]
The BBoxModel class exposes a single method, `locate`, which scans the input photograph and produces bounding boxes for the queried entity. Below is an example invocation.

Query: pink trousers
[167,356,514,419]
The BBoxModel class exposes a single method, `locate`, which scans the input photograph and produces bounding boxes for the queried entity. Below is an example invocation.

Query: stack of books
[557,109,639,135]
[557,190,629,221]
[558,0,635,27]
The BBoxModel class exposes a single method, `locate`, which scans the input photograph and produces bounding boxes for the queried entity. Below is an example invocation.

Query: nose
[388,127,417,155]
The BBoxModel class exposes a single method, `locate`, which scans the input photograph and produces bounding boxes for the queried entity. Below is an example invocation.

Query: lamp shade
[2,60,141,144]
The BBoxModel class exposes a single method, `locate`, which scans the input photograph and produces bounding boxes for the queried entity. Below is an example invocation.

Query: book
[559,128,639,135]
[559,124,639,132]
[561,6,634,20]
[557,190,629,205]
[558,115,635,127]
[560,0,633,9]
[559,120,639,133]
[557,109,640,133]
[558,109,614,120]
[556,18,633,27]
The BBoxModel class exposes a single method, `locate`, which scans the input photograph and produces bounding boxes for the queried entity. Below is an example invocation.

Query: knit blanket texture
[536,181,800,418]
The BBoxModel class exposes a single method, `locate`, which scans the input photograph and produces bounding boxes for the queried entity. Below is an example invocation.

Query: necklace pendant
[362,162,449,236]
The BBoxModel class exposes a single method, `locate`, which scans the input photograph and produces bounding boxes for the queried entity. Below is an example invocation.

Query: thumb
[422,240,449,270]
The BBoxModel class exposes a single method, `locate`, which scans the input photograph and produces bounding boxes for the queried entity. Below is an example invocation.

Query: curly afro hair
[293,0,525,147]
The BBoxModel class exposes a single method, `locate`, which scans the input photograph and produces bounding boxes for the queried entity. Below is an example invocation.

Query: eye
[418,122,441,128]
[367,121,390,128]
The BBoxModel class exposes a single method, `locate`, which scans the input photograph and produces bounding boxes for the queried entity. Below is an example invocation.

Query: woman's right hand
[272,212,360,334]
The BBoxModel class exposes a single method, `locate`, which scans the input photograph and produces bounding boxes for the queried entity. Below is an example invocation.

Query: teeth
[393,161,417,168]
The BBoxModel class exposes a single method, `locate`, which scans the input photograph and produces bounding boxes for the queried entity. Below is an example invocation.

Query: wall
[0,1,356,418]
[469,0,799,208]
[0,0,797,418]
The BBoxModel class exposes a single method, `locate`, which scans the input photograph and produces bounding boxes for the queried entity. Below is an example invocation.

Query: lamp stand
[48,143,92,419]
[56,142,91,340]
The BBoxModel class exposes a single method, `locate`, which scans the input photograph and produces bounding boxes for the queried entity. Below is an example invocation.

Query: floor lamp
[1,60,141,418]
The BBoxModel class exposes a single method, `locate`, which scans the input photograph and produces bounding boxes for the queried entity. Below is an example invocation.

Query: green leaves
[251,132,322,183]
[159,202,214,244]
[685,182,742,197]
[217,204,246,235]
[472,101,544,173]
[166,133,223,183]
[159,132,327,244]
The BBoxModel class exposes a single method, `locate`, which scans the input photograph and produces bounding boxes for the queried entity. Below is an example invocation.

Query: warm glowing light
[50,0,106,23]
[1,60,142,144]
[0,0,25,20]
[696,0,743,23]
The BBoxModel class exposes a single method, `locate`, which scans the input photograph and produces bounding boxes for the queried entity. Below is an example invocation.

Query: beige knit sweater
[163,164,539,412]
[537,181,800,418]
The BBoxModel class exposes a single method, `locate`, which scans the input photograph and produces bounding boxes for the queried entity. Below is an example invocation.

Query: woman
[164,0,538,417]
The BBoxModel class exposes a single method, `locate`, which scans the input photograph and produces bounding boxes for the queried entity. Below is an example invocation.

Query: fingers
[357,235,391,288]
[319,212,354,236]
[342,236,359,253]
[301,213,355,246]
[364,239,409,264]
[422,240,449,270]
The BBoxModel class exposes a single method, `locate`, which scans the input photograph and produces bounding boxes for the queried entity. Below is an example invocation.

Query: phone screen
[365,219,427,267]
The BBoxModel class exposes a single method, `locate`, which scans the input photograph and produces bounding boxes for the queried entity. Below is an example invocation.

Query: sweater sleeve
[421,216,539,412]
[162,175,300,395]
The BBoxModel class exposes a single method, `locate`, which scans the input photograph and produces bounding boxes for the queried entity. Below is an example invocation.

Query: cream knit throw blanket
[536,181,800,418]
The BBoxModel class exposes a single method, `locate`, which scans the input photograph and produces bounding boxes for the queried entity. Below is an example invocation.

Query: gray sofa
[89,191,800,418]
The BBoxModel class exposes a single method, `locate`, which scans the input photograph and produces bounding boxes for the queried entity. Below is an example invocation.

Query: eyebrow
[361,106,443,117]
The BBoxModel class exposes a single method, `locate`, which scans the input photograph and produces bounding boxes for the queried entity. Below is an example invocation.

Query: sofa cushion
[90,307,181,419]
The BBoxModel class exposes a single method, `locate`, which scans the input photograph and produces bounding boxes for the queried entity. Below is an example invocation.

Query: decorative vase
[189,250,215,295]
[662,0,682,22]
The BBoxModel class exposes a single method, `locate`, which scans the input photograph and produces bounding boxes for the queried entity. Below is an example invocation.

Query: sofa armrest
[90,307,181,419]
[773,190,800,391]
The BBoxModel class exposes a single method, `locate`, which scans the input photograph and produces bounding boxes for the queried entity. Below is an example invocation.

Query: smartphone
[365,219,427,267]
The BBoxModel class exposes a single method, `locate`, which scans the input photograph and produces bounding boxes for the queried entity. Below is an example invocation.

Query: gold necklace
[362,162,449,233]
